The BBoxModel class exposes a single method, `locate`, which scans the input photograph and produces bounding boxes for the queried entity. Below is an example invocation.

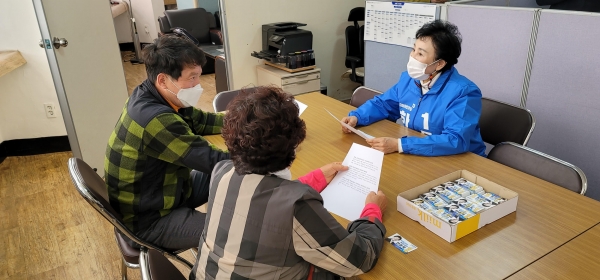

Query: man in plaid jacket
[104,34,229,250]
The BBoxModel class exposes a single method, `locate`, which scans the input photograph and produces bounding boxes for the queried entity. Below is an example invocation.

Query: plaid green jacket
[105,79,230,233]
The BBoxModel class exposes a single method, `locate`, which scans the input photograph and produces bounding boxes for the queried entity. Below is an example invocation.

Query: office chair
[350,86,381,108]
[157,8,222,46]
[214,11,221,29]
[158,8,222,74]
[213,87,258,112]
[488,142,587,195]
[214,55,228,94]
[345,7,365,85]
[479,97,535,146]
[67,158,194,280]
[140,248,187,280]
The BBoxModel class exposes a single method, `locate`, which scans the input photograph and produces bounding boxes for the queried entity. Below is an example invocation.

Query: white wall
[0,0,67,141]
[177,0,219,13]
[198,0,219,13]
[177,0,196,9]
[113,0,165,44]
[114,8,133,43]
[222,0,365,100]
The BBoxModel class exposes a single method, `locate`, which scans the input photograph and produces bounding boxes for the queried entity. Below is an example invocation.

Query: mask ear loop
[427,60,442,80]
[164,76,180,97]
[168,76,182,90]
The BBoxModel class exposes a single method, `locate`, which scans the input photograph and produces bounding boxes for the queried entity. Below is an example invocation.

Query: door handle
[53,37,68,49]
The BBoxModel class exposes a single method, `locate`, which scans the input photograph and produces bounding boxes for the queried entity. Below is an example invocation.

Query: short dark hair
[416,20,462,72]
[222,86,307,175]
[141,34,207,82]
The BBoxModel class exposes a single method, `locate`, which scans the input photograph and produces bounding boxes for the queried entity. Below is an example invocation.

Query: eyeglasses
[170,28,200,47]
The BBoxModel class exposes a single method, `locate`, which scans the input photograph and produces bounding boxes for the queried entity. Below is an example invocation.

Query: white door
[33,0,128,176]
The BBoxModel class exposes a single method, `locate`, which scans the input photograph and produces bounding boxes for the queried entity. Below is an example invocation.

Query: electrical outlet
[144,25,150,35]
[44,103,57,118]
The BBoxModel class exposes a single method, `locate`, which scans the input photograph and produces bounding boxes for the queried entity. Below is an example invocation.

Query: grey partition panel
[364,41,410,93]
[448,5,535,106]
[455,0,547,8]
[526,11,600,200]
[508,0,548,8]
[467,0,509,6]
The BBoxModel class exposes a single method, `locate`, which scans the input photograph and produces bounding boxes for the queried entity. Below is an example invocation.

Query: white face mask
[271,168,292,180]
[407,56,440,81]
[166,77,203,108]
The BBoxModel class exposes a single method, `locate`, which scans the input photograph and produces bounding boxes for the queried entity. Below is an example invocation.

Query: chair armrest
[346,56,361,64]
[346,56,363,84]
[209,28,223,45]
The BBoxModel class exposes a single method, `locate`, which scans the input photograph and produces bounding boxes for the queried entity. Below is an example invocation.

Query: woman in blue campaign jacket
[342,20,486,157]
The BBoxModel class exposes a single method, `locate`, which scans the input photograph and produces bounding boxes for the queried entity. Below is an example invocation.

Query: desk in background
[204,92,600,279]
[199,45,224,60]
[256,65,321,96]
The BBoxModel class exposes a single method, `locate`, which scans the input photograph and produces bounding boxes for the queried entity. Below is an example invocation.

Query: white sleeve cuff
[398,138,403,153]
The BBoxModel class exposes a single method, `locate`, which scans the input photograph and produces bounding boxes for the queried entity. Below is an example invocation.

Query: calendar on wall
[364,1,438,47]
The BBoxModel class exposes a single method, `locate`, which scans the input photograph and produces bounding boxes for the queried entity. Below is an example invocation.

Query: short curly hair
[222,86,306,175]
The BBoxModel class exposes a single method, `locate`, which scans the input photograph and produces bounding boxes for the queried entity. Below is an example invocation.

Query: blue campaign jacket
[349,67,486,157]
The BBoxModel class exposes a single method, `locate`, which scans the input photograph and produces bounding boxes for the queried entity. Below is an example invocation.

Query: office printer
[251,22,313,61]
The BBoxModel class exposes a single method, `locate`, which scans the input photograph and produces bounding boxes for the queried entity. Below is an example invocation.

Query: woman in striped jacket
[191,86,387,280]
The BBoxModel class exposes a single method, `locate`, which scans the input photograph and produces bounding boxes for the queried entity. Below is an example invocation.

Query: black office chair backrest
[350,86,381,108]
[348,7,365,30]
[358,25,365,59]
[214,11,221,29]
[345,25,362,69]
[67,158,194,269]
[488,142,587,195]
[164,8,215,44]
[479,97,535,146]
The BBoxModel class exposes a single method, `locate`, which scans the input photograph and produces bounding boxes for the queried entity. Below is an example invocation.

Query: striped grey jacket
[190,160,386,280]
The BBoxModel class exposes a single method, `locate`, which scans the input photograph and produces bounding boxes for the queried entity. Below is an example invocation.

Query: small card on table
[386,233,417,254]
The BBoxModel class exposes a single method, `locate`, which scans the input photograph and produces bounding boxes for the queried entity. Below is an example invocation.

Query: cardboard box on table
[397,170,518,242]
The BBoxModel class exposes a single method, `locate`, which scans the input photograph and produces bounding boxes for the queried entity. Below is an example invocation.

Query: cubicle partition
[448,3,600,200]
[363,42,410,92]
[463,0,548,8]
[447,5,536,106]
[525,10,600,201]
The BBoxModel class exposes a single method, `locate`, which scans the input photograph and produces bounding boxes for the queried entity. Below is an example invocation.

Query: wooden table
[204,92,600,279]
[507,223,600,279]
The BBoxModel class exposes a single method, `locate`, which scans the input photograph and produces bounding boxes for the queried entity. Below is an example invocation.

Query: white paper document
[295,100,308,116]
[325,109,374,140]
[320,143,384,221]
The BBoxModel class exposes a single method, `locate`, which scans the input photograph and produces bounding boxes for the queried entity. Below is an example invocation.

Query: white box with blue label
[397,170,519,243]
